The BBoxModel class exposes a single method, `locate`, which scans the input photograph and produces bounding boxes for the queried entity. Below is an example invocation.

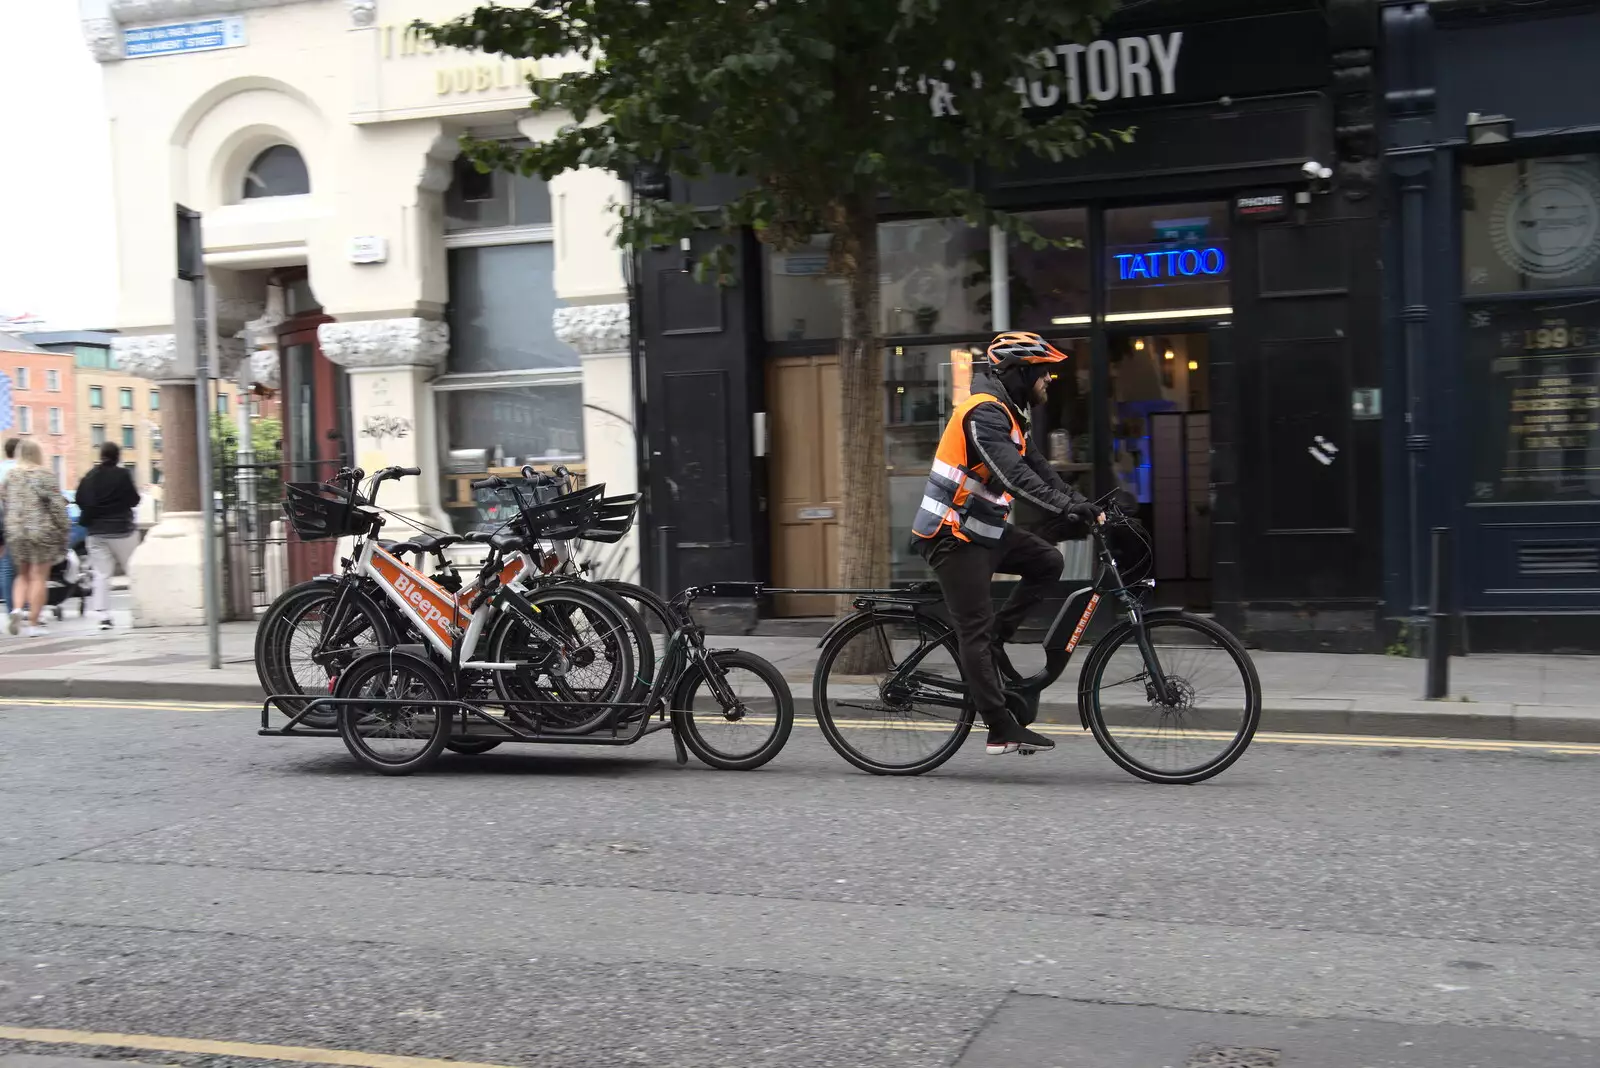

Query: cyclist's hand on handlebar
[1066,501,1105,527]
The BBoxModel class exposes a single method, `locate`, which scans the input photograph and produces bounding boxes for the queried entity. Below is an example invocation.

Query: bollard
[655,525,675,599]
[1426,526,1451,699]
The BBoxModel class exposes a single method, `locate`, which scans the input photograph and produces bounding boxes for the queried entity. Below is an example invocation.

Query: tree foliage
[423,0,1125,611]
[424,0,1123,270]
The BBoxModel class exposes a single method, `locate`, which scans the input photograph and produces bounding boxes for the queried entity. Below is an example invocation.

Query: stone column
[317,316,450,532]
[113,334,206,626]
[553,303,639,580]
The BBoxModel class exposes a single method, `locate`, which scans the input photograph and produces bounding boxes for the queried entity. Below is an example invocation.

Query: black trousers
[919,524,1065,722]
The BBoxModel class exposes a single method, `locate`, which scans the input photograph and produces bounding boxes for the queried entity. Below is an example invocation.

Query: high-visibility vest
[911,392,1026,547]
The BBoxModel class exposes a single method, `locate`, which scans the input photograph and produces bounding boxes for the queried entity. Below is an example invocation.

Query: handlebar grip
[397,466,421,477]
[470,476,505,491]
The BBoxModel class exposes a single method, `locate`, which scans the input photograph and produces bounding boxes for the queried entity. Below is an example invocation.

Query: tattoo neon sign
[1114,246,1226,281]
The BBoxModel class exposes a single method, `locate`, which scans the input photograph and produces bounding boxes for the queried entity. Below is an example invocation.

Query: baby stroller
[46,546,91,621]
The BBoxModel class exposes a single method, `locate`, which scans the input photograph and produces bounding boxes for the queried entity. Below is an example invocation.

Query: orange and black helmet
[986,331,1069,369]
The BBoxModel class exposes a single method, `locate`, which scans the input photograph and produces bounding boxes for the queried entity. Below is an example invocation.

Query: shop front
[1383,0,1600,649]
[637,0,1386,648]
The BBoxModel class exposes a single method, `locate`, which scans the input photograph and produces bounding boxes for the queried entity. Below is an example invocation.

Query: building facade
[0,335,79,489]
[82,0,638,623]
[1382,0,1600,650]
[635,0,1384,648]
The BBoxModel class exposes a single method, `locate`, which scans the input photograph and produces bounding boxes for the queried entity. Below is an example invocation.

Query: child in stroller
[45,545,91,621]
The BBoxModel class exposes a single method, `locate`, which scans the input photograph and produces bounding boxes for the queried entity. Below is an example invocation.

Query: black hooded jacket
[75,462,141,537]
[960,368,1084,517]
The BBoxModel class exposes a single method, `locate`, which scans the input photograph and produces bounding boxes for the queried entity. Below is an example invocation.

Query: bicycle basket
[575,493,641,544]
[470,474,574,533]
[283,482,373,541]
[510,484,607,541]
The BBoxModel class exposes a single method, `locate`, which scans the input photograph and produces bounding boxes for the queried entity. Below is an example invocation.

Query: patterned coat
[3,466,70,565]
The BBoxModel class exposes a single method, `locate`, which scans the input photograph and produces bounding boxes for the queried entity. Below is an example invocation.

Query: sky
[0,0,118,332]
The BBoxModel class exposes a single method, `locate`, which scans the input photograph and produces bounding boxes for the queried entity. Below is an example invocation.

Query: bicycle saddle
[388,533,463,556]
[463,530,525,553]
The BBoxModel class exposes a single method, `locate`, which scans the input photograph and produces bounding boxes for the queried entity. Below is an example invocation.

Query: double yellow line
[6,696,1598,757]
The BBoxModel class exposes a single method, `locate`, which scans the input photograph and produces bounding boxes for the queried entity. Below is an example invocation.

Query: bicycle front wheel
[672,650,794,770]
[1082,612,1261,784]
[813,611,974,776]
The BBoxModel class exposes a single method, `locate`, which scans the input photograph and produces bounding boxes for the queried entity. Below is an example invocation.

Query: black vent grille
[1519,543,1600,576]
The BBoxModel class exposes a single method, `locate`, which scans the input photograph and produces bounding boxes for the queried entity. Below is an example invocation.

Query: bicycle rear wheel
[1081,612,1261,784]
[813,611,974,776]
[489,583,637,734]
[256,580,394,728]
[335,652,452,776]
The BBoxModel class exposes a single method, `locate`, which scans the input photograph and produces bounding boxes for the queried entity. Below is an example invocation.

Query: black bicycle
[810,500,1261,782]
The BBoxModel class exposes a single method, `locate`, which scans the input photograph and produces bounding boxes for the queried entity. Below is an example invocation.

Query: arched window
[242,145,309,199]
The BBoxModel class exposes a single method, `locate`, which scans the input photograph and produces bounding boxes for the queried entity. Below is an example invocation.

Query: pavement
[0,698,1597,1067]
[2,614,1600,743]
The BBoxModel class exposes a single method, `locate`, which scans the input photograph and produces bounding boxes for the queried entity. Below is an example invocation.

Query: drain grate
[1186,1046,1282,1068]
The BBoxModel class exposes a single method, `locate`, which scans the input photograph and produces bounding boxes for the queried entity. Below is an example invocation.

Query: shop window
[765,235,844,341]
[120,387,133,410]
[1009,209,1092,330]
[880,219,991,337]
[444,153,553,232]
[1463,154,1600,296]
[439,226,582,528]
[445,243,576,373]
[1104,202,1231,321]
[765,219,992,341]
[1466,300,1600,504]
[242,145,310,199]
[90,385,104,409]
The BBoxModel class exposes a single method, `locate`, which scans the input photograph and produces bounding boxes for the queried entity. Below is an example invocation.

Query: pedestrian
[75,441,141,631]
[0,436,17,617]
[3,439,70,637]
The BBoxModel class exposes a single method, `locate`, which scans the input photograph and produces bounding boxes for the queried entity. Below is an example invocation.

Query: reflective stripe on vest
[911,392,1026,547]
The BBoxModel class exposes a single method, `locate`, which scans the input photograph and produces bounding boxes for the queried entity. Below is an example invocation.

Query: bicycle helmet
[986,331,1069,369]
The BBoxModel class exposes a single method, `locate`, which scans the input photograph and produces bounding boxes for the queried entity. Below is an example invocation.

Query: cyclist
[911,331,1102,755]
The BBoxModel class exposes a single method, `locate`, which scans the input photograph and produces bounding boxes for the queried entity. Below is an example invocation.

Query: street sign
[124,17,246,60]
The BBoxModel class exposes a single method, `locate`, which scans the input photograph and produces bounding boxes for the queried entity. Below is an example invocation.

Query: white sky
[0,0,118,331]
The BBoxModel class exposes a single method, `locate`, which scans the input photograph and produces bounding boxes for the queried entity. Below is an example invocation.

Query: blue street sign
[0,371,13,433]
[124,17,246,59]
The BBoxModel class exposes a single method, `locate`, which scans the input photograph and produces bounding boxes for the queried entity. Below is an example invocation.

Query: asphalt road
[1,699,1597,1068]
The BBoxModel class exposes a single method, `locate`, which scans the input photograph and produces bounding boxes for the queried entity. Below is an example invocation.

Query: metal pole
[656,525,674,599]
[1425,526,1450,699]
[198,283,221,669]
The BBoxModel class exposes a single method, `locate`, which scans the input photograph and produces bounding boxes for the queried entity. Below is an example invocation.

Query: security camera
[1302,160,1324,178]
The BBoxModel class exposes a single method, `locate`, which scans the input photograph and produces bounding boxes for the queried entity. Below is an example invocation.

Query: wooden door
[768,355,841,616]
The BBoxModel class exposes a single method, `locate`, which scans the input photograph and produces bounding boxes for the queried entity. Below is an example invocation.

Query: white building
[82,0,637,624]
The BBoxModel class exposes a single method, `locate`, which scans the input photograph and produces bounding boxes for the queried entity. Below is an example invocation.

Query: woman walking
[3,439,70,637]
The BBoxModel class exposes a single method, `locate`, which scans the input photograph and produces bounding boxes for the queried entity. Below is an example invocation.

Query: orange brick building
[0,334,78,489]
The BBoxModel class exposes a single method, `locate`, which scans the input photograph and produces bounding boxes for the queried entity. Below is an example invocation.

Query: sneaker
[99,617,114,632]
[25,624,49,638]
[6,609,20,636]
[984,709,1055,755]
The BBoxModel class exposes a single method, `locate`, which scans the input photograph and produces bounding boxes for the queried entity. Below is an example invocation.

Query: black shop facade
[1383,0,1600,650]
[635,0,1386,650]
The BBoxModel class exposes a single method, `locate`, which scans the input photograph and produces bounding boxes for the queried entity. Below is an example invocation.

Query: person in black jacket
[75,442,141,630]
[910,332,1102,755]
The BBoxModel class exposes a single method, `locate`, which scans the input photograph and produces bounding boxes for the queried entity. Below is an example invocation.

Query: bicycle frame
[797,518,1178,718]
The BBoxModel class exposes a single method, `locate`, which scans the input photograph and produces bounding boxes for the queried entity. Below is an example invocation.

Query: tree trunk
[834,199,891,673]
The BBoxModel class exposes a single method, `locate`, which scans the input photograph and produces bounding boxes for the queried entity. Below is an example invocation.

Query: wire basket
[507,484,608,541]
[283,482,373,541]
[575,493,641,544]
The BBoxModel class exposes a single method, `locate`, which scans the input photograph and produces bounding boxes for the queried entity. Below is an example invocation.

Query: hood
[970,367,1027,412]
